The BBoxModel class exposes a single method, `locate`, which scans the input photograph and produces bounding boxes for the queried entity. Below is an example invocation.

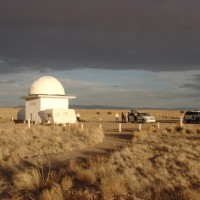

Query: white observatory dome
[29,76,65,95]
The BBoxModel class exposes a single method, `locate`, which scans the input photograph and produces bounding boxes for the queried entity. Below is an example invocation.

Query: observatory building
[21,76,76,124]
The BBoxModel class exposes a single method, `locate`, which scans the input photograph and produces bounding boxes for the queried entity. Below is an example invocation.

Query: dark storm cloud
[181,74,200,91]
[0,0,200,73]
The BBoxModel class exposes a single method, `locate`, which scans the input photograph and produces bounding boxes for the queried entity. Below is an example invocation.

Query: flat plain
[0,108,200,199]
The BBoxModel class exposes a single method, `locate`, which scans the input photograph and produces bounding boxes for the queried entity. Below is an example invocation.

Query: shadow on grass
[106,133,133,141]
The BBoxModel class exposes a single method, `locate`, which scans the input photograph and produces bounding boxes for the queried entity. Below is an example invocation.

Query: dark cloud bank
[0,0,200,73]
[181,74,200,91]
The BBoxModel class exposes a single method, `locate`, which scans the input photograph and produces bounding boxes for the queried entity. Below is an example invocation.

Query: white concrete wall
[44,109,77,124]
[40,97,68,110]
[25,97,69,123]
[25,98,41,122]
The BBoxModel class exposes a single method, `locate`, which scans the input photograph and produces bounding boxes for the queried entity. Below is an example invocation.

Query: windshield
[185,112,199,115]
[141,113,150,116]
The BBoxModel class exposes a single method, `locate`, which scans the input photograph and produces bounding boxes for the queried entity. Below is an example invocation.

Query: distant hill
[69,105,132,110]
[70,105,199,110]
[13,105,199,110]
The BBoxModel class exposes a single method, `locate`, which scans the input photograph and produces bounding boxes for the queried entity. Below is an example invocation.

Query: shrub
[47,170,60,184]
[39,183,63,200]
[185,128,192,134]
[76,169,96,185]
[96,112,100,115]
[61,176,73,191]
[100,174,127,199]
[174,125,183,133]
[148,124,157,133]
[132,130,147,142]
[13,168,41,191]
[165,127,172,133]
[69,189,98,200]
[107,111,112,115]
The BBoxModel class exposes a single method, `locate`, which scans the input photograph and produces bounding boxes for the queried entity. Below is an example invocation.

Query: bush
[76,169,96,185]
[107,112,112,115]
[96,112,100,115]
[100,174,127,199]
[174,126,183,133]
[61,176,73,191]
[13,168,41,191]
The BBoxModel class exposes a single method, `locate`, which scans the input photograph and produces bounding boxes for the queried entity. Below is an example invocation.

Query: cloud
[180,74,200,91]
[0,0,200,73]
[0,69,199,107]
[181,83,200,91]
[0,80,16,84]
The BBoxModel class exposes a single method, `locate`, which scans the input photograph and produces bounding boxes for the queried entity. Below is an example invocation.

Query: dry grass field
[0,107,19,122]
[0,108,200,199]
[75,109,183,122]
[0,123,104,164]
[0,107,183,122]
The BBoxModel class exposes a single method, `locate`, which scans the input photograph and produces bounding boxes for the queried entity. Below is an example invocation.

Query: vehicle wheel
[142,119,145,123]
[195,118,200,123]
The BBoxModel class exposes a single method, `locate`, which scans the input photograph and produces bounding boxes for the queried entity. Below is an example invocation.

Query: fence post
[180,116,183,127]
[99,124,102,129]
[139,124,141,132]
[157,122,160,130]
[81,124,83,130]
[119,123,121,133]
[28,118,31,129]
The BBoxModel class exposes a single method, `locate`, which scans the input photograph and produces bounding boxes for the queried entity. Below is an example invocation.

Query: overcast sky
[0,0,200,108]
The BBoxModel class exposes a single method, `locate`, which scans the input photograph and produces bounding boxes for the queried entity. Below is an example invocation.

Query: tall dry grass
[1,117,200,199]
[0,124,104,165]
[14,168,40,189]
[107,124,200,200]
[0,123,104,199]
[2,124,199,199]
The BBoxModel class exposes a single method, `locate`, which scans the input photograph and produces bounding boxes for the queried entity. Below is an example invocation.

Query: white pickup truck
[128,111,156,123]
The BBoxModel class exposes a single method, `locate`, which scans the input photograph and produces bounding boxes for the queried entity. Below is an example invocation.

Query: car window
[141,113,150,116]
[185,112,199,115]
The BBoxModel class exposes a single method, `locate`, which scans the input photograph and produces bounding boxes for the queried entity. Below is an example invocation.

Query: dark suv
[184,110,200,123]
